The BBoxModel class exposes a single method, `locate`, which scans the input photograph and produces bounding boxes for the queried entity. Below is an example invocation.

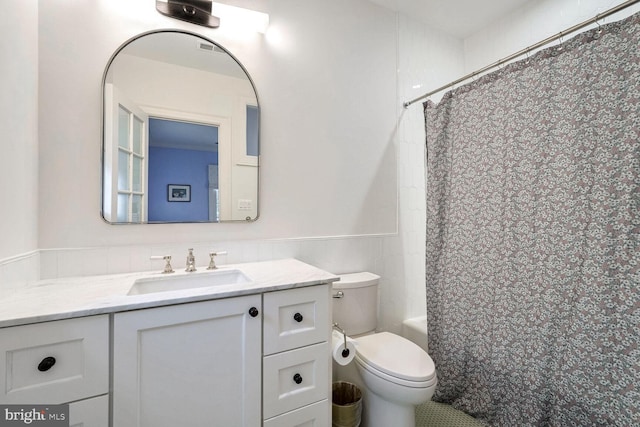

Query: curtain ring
[557,31,564,51]
[595,14,604,35]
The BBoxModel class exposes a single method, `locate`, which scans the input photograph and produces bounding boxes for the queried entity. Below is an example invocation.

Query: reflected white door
[104,84,148,223]
[208,164,219,221]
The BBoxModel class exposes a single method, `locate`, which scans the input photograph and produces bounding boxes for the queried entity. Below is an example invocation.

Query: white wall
[8,0,634,333]
[0,0,40,290]
[33,0,397,278]
[464,0,640,74]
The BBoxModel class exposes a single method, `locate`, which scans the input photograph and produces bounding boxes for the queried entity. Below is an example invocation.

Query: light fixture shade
[211,2,270,33]
[156,0,220,28]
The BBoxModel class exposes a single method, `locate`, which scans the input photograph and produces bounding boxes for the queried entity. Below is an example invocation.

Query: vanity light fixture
[156,0,220,28]
[156,0,269,33]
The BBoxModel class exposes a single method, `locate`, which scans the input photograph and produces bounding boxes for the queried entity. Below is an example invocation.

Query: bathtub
[401,315,428,353]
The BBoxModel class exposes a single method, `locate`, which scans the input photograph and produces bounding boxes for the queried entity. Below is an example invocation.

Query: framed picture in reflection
[168,184,191,202]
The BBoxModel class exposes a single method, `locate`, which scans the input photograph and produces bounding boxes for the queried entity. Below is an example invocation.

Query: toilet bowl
[332,273,437,427]
[354,332,436,426]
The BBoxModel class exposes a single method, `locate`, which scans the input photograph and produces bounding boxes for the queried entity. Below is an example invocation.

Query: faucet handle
[186,248,196,272]
[207,251,228,270]
[150,255,174,274]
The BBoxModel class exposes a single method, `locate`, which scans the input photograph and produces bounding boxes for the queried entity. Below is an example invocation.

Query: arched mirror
[102,30,259,224]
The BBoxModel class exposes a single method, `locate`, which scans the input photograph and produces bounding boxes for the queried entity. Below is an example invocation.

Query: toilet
[332,272,437,427]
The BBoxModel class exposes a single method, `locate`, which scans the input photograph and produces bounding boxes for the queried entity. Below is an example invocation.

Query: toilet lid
[355,332,436,383]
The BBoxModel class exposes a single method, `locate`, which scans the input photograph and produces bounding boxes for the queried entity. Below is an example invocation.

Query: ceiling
[368,0,532,38]
[149,118,219,152]
[122,32,249,80]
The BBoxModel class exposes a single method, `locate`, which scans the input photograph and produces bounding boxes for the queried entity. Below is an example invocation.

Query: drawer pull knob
[293,373,303,384]
[38,356,56,372]
[248,307,259,317]
[293,312,303,322]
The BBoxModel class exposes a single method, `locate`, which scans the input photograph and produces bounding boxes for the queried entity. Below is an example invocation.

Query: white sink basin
[128,269,251,295]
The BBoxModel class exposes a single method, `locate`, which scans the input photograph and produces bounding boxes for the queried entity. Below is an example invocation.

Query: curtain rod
[403,0,640,108]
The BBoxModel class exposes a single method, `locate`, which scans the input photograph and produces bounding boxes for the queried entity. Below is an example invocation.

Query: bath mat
[416,401,485,427]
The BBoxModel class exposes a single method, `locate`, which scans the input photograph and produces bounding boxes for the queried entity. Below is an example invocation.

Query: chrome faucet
[150,255,174,274]
[207,251,228,270]
[186,248,197,272]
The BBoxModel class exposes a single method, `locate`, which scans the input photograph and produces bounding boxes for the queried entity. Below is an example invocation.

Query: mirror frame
[101,29,260,224]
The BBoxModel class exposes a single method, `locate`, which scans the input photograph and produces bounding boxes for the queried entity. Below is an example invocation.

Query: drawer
[69,394,109,427]
[0,315,109,404]
[263,285,330,355]
[263,399,329,427]
[263,342,329,419]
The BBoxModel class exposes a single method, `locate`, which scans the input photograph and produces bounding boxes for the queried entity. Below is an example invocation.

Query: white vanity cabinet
[0,259,336,427]
[262,285,331,426]
[112,295,262,427]
[0,315,110,427]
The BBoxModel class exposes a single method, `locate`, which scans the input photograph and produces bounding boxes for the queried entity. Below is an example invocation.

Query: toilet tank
[332,272,380,336]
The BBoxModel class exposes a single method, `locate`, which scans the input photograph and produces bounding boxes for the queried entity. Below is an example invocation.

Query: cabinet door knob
[248,307,259,317]
[293,312,303,322]
[38,356,56,372]
[293,373,303,384]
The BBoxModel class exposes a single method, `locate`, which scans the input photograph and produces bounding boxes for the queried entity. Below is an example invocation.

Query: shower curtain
[424,12,639,427]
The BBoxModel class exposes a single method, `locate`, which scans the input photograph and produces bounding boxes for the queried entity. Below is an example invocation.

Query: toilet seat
[354,332,436,387]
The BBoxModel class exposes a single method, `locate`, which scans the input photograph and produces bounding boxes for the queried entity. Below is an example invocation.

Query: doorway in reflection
[147,118,219,222]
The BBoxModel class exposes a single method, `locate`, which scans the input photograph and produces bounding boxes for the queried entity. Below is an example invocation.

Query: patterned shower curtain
[424,12,639,427]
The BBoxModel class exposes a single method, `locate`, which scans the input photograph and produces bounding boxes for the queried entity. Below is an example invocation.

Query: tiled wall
[379,14,464,334]
[37,236,384,281]
[0,252,40,296]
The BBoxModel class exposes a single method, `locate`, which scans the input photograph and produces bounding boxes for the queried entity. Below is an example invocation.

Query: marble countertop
[0,258,339,328]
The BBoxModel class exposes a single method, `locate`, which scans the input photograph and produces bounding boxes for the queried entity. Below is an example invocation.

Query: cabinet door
[113,296,262,427]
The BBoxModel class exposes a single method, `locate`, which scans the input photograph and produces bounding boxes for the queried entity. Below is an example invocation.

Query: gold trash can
[332,381,362,427]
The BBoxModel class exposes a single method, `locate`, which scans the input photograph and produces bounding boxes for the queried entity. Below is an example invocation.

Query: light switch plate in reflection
[238,199,253,210]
